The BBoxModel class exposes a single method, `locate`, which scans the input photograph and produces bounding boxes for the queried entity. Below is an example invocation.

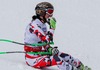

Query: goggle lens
[47,9,53,14]
[46,9,54,15]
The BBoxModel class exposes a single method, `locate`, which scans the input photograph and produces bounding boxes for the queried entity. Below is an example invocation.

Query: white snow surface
[0,0,100,70]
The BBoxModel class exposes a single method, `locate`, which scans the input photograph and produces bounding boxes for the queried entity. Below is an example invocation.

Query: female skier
[24,2,91,70]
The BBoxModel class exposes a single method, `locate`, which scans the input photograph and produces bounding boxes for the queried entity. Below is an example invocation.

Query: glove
[52,46,59,55]
[47,46,59,56]
[47,31,53,41]
[47,17,56,29]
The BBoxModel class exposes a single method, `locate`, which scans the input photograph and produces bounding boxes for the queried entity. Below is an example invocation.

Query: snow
[0,0,100,70]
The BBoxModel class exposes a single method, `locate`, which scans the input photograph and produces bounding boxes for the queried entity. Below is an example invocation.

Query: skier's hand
[47,46,59,56]
[52,46,59,55]
[47,31,53,41]
[48,17,56,30]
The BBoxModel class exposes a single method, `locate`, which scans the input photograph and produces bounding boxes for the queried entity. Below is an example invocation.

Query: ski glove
[48,17,56,29]
[47,31,53,41]
[47,46,59,56]
[51,46,59,55]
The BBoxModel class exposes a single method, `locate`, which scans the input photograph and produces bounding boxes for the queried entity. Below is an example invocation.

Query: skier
[24,2,91,70]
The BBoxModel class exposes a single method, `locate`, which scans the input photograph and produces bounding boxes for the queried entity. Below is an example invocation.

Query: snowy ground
[0,0,100,70]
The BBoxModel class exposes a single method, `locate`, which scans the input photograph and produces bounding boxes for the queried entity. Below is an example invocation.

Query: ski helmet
[35,2,54,16]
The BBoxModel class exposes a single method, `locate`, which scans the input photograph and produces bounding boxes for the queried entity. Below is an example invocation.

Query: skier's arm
[29,23,50,42]
[47,17,56,41]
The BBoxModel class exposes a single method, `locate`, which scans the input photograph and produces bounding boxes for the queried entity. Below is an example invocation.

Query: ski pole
[0,51,26,54]
[0,51,52,55]
[0,39,54,46]
[0,47,52,55]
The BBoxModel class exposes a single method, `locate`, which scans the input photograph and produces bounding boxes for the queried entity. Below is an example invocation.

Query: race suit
[24,19,81,70]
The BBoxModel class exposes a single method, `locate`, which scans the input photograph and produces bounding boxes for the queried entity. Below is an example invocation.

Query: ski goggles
[45,9,54,15]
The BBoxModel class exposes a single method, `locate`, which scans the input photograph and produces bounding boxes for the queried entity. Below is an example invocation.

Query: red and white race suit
[24,19,81,70]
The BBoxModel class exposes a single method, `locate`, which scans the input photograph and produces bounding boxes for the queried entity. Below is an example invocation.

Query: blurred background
[0,0,100,70]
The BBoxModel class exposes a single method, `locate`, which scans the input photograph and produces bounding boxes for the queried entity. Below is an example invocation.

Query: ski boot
[77,63,91,70]
[84,66,91,70]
